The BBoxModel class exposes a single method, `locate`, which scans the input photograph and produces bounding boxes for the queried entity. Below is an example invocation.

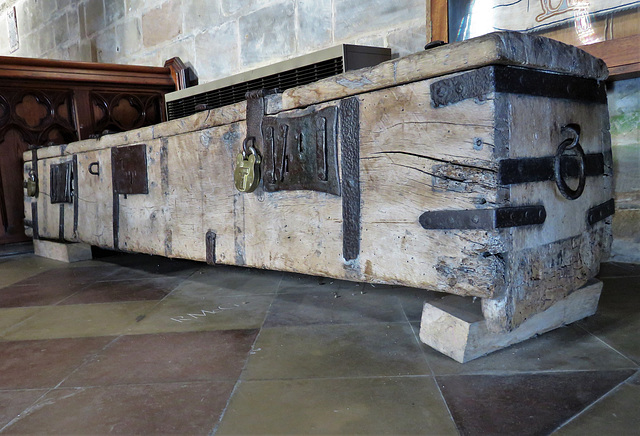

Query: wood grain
[580,35,640,80]
[274,32,608,112]
[75,149,114,248]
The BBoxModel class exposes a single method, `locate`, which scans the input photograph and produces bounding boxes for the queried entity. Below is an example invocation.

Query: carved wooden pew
[0,56,188,245]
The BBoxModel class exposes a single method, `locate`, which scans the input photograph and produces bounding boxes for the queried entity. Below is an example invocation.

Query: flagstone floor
[0,249,638,435]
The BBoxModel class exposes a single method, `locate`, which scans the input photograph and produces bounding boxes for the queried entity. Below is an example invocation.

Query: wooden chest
[23,32,613,361]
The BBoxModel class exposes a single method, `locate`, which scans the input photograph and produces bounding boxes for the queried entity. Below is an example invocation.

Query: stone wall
[0,0,428,82]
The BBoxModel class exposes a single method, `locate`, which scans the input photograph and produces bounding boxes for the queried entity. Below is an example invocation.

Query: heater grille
[167,58,344,120]
[165,45,391,120]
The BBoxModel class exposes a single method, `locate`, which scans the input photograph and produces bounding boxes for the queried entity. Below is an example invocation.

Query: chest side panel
[357,78,503,297]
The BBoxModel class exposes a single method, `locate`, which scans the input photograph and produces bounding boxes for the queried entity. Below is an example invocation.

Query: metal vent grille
[167,57,344,120]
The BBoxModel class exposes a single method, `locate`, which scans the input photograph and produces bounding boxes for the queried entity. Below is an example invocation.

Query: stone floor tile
[125,292,274,335]
[387,285,443,322]
[580,314,640,365]
[277,271,361,294]
[263,288,406,327]
[418,323,637,375]
[0,252,637,435]
[0,337,114,389]
[438,370,636,436]
[0,281,87,308]
[215,377,458,435]
[59,277,182,305]
[184,264,283,295]
[11,265,121,287]
[96,253,202,280]
[166,279,278,304]
[589,276,640,319]
[553,371,640,435]
[577,276,640,364]
[0,256,61,288]
[0,389,48,429]
[0,307,45,335]
[243,323,432,380]
[62,329,258,387]
[0,302,158,341]
[597,262,640,278]
[1,381,234,435]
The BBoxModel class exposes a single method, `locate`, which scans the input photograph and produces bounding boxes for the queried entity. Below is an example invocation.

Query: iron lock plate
[111,144,148,195]
[261,106,340,195]
[50,161,73,204]
[245,91,340,196]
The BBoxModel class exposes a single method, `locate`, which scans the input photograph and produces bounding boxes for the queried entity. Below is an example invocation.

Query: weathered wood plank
[169,123,241,262]
[355,79,505,296]
[117,140,167,255]
[34,101,247,160]
[482,223,610,332]
[75,149,114,248]
[273,32,608,112]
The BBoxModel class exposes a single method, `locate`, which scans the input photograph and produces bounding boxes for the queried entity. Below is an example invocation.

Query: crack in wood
[370,150,497,172]
[369,120,494,134]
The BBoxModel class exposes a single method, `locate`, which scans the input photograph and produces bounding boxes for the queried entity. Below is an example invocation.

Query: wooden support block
[419,279,602,363]
[33,240,93,263]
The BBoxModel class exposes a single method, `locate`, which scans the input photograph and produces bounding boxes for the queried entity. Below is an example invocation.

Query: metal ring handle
[88,162,100,176]
[554,137,586,200]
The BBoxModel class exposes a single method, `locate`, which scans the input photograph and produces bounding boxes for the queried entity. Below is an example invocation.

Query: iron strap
[420,198,615,230]
[73,155,79,236]
[587,198,615,225]
[431,65,606,107]
[261,106,340,195]
[419,205,547,230]
[206,230,216,265]
[340,97,361,261]
[498,153,605,185]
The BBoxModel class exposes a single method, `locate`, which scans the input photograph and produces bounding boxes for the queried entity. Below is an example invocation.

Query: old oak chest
[23,32,613,362]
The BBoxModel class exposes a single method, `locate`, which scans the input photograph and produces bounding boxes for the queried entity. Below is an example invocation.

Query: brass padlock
[26,171,38,197]
[234,142,261,193]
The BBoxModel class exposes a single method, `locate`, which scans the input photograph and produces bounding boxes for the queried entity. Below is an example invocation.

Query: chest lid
[272,31,608,112]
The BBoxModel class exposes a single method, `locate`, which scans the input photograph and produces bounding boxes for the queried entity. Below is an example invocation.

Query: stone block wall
[0,0,428,83]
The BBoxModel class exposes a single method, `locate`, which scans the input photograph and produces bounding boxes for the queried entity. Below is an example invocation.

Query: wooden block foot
[33,240,93,263]
[419,279,602,363]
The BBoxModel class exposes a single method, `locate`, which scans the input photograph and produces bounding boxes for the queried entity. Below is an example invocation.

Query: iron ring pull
[554,124,585,200]
[88,162,100,176]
